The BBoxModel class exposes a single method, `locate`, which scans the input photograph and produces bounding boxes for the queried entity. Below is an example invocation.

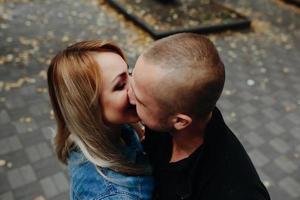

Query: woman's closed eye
[114,81,126,91]
[113,72,128,91]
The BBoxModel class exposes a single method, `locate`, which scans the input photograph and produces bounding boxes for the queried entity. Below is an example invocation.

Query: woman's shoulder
[68,150,111,200]
[67,150,153,200]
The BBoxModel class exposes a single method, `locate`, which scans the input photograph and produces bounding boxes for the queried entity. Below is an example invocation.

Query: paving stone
[273,80,287,89]
[38,117,55,127]
[292,84,300,93]
[37,142,52,158]
[286,113,300,125]
[29,102,51,117]
[12,182,42,200]
[268,186,288,200]
[13,120,38,135]
[244,132,265,147]
[269,138,290,154]
[295,144,300,153]
[8,136,22,152]
[290,127,300,140]
[274,156,297,174]
[0,138,11,155]
[8,107,31,122]
[32,156,64,179]
[40,176,59,198]
[7,165,37,190]
[260,143,283,161]
[7,168,24,189]
[239,103,257,115]
[41,126,56,141]
[248,149,270,167]
[279,177,300,198]
[0,110,10,124]
[0,136,22,155]
[19,131,45,147]
[0,124,17,140]
[20,165,37,183]
[19,85,36,97]
[0,173,10,193]
[26,142,52,163]
[261,107,280,120]
[265,122,285,136]
[0,191,14,200]
[52,172,69,193]
[4,96,25,110]
[1,150,29,169]
[49,192,69,200]
[238,91,253,101]
[25,146,41,163]
[241,116,261,130]
[263,162,287,182]
[218,98,234,110]
[256,169,274,188]
[260,96,276,106]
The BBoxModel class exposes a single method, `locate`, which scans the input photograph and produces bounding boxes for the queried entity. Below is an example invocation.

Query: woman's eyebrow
[111,72,127,83]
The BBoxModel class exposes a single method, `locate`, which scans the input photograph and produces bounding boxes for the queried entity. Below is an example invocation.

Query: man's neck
[169,113,212,163]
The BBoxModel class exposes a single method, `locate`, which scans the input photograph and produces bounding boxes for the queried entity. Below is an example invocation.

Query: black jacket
[143,108,271,200]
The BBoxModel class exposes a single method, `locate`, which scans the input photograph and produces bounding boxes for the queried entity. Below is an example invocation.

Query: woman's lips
[127,103,136,110]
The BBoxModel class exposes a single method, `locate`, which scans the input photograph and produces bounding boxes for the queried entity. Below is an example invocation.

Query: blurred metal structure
[107,0,251,39]
[284,0,300,6]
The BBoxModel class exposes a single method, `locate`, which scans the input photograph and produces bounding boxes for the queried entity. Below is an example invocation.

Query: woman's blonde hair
[47,40,148,175]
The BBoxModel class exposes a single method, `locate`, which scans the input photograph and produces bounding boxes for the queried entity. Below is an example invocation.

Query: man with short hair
[128,33,270,200]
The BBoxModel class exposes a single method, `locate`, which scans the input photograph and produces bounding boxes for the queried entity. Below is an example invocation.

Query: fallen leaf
[0,160,6,167]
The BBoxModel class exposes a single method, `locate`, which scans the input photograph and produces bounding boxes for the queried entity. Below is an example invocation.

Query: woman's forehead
[93,52,127,80]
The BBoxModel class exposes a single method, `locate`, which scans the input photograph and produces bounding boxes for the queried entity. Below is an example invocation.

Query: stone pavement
[0,0,299,199]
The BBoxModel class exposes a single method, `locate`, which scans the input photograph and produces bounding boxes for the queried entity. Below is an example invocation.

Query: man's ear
[171,114,192,130]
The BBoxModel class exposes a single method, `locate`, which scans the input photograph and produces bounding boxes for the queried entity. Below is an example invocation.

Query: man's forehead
[131,58,160,104]
[133,57,164,86]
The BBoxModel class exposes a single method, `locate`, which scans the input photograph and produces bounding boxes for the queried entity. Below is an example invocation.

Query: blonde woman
[47,40,153,200]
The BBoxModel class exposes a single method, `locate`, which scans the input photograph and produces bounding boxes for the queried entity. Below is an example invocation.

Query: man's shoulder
[195,108,270,199]
[206,108,257,170]
[199,182,270,200]
[207,109,262,180]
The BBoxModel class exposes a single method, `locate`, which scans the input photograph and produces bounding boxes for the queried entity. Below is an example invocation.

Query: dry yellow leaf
[0,160,6,167]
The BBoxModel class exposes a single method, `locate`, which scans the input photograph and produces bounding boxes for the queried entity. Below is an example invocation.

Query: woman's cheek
[116,91,129,111]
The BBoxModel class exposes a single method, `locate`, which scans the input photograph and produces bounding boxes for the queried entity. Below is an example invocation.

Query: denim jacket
[68,125,154,200]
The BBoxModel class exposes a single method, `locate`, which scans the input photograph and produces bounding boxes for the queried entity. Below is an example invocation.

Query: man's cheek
[137,108,146,121]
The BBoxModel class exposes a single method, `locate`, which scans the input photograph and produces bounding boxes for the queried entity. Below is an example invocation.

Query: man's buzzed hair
[142,33,225,118]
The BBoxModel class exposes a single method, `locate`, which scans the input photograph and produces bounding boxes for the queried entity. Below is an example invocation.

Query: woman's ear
[171,114,192,130]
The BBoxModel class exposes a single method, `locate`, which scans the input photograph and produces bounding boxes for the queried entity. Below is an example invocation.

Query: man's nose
[128,87,136,105]
[127,78,136,105]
